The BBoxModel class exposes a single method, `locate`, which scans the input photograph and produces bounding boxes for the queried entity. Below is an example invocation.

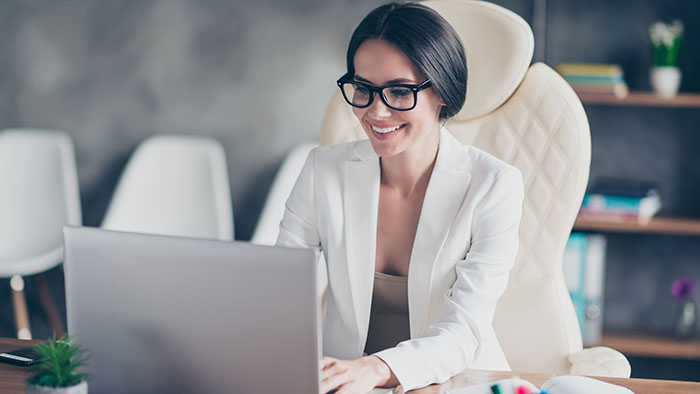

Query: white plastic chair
[251,142,318,245]
[101,134,234,241]
[0,129,82,339]
[320,0,630,377]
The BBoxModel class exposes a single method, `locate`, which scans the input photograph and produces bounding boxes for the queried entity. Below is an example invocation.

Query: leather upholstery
[319,0,630,377]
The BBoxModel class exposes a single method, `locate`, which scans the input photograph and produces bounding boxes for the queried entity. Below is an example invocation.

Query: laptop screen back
[63,226,319,394]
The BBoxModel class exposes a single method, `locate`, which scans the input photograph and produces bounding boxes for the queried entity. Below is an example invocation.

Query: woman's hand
[320,355,399,394]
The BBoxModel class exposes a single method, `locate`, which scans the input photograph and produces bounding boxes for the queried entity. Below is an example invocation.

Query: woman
[277,2,523,393]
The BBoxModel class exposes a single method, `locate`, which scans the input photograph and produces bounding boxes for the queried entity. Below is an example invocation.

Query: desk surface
[2,338,700,393]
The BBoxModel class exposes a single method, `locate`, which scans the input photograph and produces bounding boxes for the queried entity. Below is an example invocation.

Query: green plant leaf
[27,334,92,388]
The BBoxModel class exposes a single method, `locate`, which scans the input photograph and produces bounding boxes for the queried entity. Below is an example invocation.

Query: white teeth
[371,125,402,134]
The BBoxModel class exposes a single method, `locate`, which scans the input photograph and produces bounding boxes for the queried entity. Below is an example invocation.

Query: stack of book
[563,233,607,346]
[579,178,661,223]
[555,63,629,99]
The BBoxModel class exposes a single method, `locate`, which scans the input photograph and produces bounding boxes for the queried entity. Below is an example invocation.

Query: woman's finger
[321,369,350,394]
[322,361,347,379]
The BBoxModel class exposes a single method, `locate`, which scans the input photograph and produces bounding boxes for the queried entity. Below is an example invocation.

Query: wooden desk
[0,338,43,393]
[2,338,700,393]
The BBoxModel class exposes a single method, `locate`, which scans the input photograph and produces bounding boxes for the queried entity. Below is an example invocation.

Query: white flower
[649,20,683,48]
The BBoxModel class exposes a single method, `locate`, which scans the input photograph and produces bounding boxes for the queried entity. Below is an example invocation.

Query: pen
[516,385,532,394]
[490,383,502,394]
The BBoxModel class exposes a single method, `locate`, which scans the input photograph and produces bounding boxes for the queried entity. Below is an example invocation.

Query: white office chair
[101,134,234,241]
[251,142,318,245]
[320,0,630,377]
[0,129,82,339]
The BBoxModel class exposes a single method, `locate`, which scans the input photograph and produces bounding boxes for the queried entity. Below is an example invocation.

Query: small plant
[649,20,684,67]
[27,335,91,388]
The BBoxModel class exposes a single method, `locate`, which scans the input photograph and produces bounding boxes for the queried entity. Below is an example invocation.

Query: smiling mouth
[370,124,406,134]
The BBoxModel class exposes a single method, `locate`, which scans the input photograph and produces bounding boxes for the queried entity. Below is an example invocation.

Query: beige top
[364,272,411,355]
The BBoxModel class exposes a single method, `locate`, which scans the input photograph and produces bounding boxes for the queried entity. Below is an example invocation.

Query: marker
[516,385,532,394]
[490,383,502,394]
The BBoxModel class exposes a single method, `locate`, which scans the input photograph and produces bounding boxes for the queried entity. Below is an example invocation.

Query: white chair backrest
[320,0,591,374]
[0,129,81,276]
[251,142,318,246]
[101,134,234,241]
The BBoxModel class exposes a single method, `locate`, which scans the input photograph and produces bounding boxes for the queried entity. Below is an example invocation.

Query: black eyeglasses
[336,78,432,111]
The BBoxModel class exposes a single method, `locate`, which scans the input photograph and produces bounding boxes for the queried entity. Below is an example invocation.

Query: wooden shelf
[573,215,700,236]
[601,332,700,359]
[577,91,700,107]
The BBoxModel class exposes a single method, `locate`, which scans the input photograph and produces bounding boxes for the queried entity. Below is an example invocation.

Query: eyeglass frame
[336,77,433,111]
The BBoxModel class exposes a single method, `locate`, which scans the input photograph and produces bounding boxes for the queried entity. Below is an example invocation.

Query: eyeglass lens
[341,83,415,110]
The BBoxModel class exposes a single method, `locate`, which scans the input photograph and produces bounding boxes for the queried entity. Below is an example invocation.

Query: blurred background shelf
[601,332,700,359]
[573,215,700,236]
[577,92,700,107]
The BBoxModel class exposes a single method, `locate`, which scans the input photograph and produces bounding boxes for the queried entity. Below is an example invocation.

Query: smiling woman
[277,2,524,394]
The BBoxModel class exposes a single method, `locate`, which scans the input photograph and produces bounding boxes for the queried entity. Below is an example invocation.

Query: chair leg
[10,275,32,340]
[34,273,66,338]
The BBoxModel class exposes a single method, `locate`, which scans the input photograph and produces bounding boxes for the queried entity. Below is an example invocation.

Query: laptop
[63,226,320,394]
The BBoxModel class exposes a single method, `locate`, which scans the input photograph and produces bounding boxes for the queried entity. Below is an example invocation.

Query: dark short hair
[344,2,467,120]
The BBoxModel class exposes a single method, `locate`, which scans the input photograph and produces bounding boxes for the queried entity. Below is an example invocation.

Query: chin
[368,140,405,158]
[364,127,409,157]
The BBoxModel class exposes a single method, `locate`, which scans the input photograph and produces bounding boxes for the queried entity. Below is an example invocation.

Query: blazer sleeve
[374,166,524,391]
[276,148,322,250]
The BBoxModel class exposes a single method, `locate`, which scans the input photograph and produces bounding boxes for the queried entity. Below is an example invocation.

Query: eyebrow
[353,75,417,85]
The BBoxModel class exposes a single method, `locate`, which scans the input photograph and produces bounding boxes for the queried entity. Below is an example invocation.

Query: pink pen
[516,385,532,394]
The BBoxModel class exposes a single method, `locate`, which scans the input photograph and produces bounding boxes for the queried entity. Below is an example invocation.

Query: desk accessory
[447,376,634,394]
[25,336,90,394]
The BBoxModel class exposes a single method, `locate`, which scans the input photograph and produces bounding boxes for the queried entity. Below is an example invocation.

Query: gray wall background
[2,0,700,355]
[0,0,388,238]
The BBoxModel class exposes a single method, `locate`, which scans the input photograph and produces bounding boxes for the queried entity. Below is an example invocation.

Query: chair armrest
[569,346,631,378]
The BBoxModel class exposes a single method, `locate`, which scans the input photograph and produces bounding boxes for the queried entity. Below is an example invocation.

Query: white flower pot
[26,381,88,394]
[650,66,681,98]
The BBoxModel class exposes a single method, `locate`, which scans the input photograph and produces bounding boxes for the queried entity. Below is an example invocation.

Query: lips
[369,123,406,141]
[371,124,402,134]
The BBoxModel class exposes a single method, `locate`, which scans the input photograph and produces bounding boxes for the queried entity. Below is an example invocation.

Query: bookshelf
[571,94,700,360]
[601,332,700,359]
[577,91,700,108]
[573,215,700,236]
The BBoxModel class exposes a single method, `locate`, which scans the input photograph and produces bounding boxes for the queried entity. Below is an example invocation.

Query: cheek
[352,107,366,123]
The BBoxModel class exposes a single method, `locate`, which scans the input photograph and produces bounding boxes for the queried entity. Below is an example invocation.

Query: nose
[367,92,392,118]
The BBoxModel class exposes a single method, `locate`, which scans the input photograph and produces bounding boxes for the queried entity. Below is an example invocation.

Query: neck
[380,127,440,196]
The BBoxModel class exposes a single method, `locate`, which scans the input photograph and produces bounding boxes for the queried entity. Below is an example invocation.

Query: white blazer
[277,128,523,391]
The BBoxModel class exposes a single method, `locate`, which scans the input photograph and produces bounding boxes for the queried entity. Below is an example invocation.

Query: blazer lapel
[408,128,472,338]
[343,141,380,346]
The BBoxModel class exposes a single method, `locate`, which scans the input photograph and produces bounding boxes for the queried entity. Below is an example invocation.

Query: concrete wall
[0,0,385,238]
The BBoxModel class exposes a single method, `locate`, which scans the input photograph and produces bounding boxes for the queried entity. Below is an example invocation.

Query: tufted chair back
[320,0,630,376]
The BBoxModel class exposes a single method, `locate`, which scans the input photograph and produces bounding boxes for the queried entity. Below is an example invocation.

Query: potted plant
[671,277,697,340]
[649,20,684,98]
[26,335,91,394]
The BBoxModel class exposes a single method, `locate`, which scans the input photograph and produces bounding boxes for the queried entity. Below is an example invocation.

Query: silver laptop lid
[63,226,319,394]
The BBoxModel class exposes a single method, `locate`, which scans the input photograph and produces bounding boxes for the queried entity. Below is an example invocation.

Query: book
[567,82,629,99]
[562,233,608,346]
[581,177,661,222]
[580,192,661,221]
[563,75,625,84]
[556,63,629,99]
[583,234,606,347]
[563,234,587,336]
[446,375,634,394]
[555,63,624,77]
